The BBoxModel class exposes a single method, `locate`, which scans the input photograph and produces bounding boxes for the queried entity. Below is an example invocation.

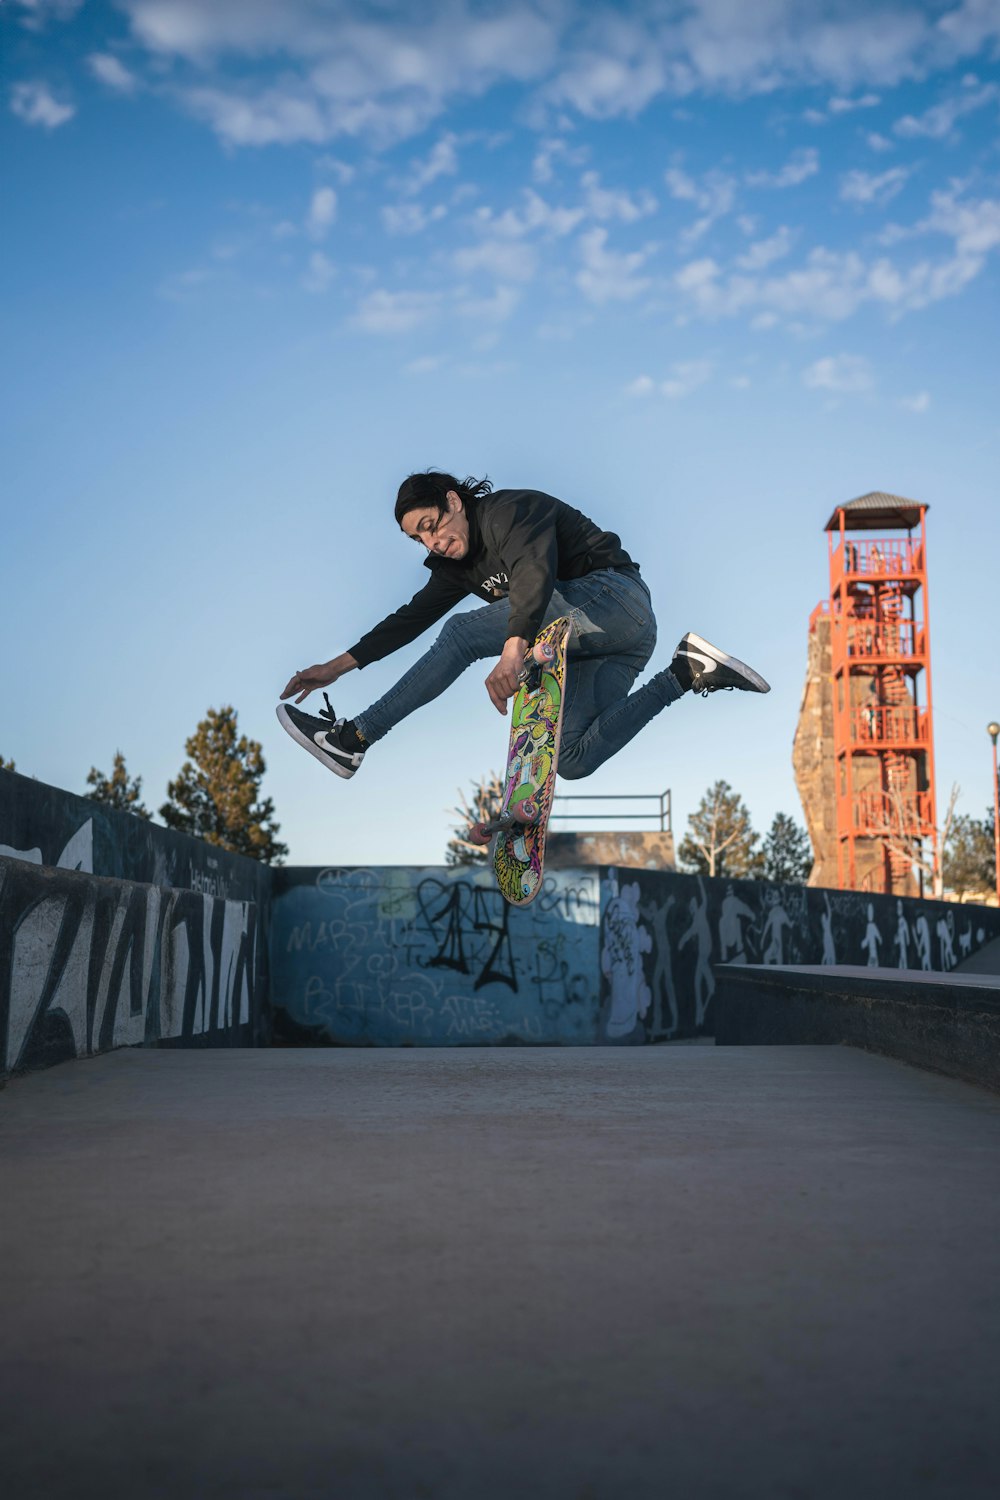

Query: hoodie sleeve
[485,492,560,643]
[347,568,470,668]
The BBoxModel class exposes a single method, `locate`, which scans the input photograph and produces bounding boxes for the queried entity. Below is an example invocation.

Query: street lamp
[989,722,1000,906]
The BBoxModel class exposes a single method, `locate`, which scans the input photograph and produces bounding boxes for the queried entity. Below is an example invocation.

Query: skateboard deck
[471,616,571,907]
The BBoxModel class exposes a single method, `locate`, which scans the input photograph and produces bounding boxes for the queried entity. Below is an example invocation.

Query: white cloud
[11,0,83,29]
[315,155,356,185]
[673,5,927,94]
[675,247,876,324]
[127,3,558,148]
[664,165,736,246]
[746,148,819,189]
[456,284,521,324]
[405,355,443,376]
[736,226,793,271]
[353,288,440,334]
[544,18,666,120]
[9,80,75,129]
[400,133,459,195]
[87,54,140,94]
[899,391,931,413]
[895,81,999,139]
[545,4,943,114]
[828,93,881,113]
[803,354,873,393]
[301,251,335,293]
[157,267,216,302]
[624,362,711,399]
[181,85,331,147]
[381,202,446,236]
[937,2,1000,53]
[576,227,654,304]
[581,171,656,224]
[675,256,720,295]
[674,178,1000,328]
[453,240,538,282]
[866,132,894,152]
[840,166,912,206]
[472,191,584,240]
[306,186,337,239]
[661,359,712,398]
[102,1,1000,155]
[925,186,1000,258]
[532,136,588,184]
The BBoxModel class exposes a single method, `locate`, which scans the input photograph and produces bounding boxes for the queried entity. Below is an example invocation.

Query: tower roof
[824,491,927,531]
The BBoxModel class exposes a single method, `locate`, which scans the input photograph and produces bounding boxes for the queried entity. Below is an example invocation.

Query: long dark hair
[394,470,492,526]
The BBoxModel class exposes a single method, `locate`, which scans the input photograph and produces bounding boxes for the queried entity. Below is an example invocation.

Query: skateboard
[469,615,571,906]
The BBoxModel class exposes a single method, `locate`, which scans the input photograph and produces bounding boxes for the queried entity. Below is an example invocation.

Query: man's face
[400,489,470,560]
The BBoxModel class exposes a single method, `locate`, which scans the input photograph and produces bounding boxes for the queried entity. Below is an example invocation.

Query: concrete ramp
[958,933,1000,975]
[3,1046,1000,1498]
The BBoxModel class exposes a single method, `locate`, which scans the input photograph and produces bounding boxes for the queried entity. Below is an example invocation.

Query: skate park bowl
[3,767,1000,1498]
[2,765,1000,1071]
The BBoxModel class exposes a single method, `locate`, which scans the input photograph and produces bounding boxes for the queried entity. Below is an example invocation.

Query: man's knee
[435,613,478,660]
[556,742,589,781]
[436,611,501,663]
[436,614,464,646]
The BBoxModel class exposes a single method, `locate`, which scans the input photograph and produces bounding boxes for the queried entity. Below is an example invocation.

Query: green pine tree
[0,755,15,771]
[678,780,762,879]
[446,771,505,866]
[761,812,813,884]
[160,705,288,864]
[942,810,996,899]
[86,750,152,820]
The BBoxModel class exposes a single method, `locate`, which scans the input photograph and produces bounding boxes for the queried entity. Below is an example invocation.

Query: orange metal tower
[823,492,938,894]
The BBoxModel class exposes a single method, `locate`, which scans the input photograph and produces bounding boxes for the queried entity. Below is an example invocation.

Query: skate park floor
[3,1044,1000,1500]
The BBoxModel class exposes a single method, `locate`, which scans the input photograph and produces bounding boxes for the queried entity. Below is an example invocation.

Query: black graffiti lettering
[417,881,471,974]
[470,887,517,993]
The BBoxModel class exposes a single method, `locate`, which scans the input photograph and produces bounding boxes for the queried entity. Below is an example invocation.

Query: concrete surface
[2,1046,1000,1500]
[714,964,1000,1092]
[958,933,1000,975]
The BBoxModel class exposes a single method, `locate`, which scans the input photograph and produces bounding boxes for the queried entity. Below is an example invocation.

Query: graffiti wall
[5,761,998,1058]
[0,855,262,1078]
[271,866,601,1045]
[272,865,1000,1047]
[0,767,271,1042]
[601,869,1000,1043]
[0,767,271,902]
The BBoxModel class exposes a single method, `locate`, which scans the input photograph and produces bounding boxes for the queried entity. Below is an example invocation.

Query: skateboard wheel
[512,799,538,823]
[532,642,556,665]
[469,823,492,847]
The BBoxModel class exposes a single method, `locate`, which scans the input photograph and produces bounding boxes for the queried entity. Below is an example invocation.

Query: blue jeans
[353,569,683,780]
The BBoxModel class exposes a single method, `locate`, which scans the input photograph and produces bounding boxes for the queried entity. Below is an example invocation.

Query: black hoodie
[348,488,637,668]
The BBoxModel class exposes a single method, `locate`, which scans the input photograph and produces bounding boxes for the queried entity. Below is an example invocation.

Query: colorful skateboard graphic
[469,616,571,906]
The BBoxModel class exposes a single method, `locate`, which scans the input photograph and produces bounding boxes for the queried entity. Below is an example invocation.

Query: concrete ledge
[714,964,1000,1093]
[0,854,264,1080]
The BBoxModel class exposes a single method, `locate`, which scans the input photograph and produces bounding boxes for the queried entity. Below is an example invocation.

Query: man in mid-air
[277,469,769,779]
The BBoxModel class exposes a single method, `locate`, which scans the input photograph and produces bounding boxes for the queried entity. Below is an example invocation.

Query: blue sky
[2,0,999,868]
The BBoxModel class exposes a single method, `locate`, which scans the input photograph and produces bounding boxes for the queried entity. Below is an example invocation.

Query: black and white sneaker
[670,632,771,696]
[275,692,366,778]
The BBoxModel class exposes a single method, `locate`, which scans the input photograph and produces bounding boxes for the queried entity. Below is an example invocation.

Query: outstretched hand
[280,652,358,704]
[485,637,529,714]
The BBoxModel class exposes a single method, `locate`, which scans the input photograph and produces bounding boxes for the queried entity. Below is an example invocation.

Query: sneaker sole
[685,632,771,693]
[275,703,358,778]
